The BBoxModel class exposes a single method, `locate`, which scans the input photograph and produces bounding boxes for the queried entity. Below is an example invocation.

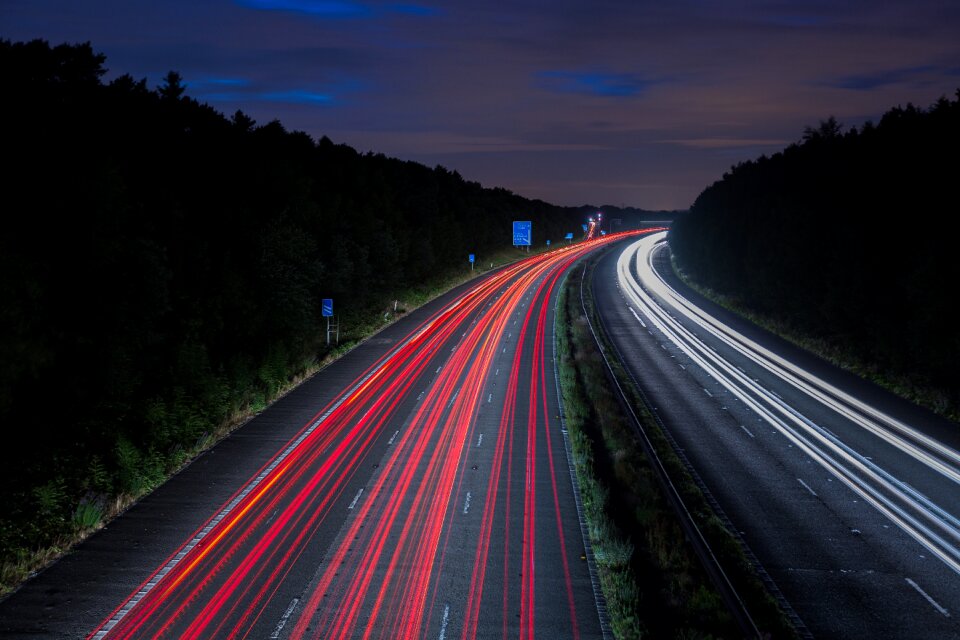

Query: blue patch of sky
[831,65,938,90]
[236,0,439,18]
[262,89,334,104]
[236,0,372,18]
[537,70,654,98]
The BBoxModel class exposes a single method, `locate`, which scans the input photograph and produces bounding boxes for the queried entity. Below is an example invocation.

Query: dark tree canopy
[670,93,960,416]
[0,38,621,563]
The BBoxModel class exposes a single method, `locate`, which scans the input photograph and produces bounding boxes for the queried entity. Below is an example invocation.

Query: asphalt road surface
[595,231,960,639]
[0,230,661,639]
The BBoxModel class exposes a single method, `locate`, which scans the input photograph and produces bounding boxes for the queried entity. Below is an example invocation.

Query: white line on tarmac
[797,478,818,497]
[347,488,364,510]
[906,578,950,617]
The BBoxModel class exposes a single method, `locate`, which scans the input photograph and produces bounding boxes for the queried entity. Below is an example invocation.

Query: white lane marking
[347,488,364,510]
[90,317,421,637]
[503,347,507,353]
[270,598,299,639]
[448,389,460,406]
[739,425,755,438]
[477,433,483,447]
[388,430,400,445]
[488,394,492,403]
[495,368,500,376]
[797,478,818,497]
[628,306,647,327]
[463,491,472,514]
[906,578,951,617]
[438,604,451,640]
[703,388,713,397]
[436,366,442,373]
[619,234,960,576]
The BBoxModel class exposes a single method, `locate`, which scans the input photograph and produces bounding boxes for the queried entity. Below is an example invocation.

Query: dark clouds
[3,0,959,208]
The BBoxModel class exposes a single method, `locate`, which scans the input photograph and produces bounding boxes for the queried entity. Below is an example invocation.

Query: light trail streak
[617,232,960,577]
[91,229,663,639]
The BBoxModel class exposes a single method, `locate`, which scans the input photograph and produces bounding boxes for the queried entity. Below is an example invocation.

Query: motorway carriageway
[77,228,663,639]
[600,231,960,638]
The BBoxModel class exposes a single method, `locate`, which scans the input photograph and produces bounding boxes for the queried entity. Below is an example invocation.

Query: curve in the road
[598,231,960,639]
[78,228,662,639]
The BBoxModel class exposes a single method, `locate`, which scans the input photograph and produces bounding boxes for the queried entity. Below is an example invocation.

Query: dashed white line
[628,306,648,328]
[797,478,818,497]
[477,433,483,447]
[487,394,492,403]
[739,425,755,438]
[703,388,713,397]
[388,430,400,445]
[438,604,451,640]
[347,488,364,510]
[270,598,299,639]
[906,578,951,617]
[463,491,472,514]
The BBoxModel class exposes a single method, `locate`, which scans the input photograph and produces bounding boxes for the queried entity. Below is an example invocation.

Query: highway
[0,230,660,639]
[596,231,960,639]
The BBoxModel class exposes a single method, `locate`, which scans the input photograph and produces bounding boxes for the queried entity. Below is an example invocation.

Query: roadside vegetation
[556,259,797,639]
[669,91,960,423]
[0,38,635,596]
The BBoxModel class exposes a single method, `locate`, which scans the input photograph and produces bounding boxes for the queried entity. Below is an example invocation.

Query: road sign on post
[513,221,532,247]
[322,299,338,345]
[546,239,551,246]
[564,232,574,244]
[469,253,475,271]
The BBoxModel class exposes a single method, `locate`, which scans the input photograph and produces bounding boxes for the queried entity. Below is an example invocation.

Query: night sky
[4,1,959,209]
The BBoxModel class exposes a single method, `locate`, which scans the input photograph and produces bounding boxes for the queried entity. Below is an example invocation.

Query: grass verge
[556,257,798,639]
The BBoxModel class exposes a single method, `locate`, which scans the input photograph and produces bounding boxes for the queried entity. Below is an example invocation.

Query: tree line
[0,39,634,570]
[670,91,960,418]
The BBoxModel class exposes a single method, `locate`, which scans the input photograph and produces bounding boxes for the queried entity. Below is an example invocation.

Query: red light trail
[90,228,665,640]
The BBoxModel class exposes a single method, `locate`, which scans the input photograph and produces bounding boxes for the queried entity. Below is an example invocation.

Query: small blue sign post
[581,223,588,232]
[564,232,574,244]
[469,253,475,271]
[546,239,551,246]
[322,298,338,345]
[513,221,532,248]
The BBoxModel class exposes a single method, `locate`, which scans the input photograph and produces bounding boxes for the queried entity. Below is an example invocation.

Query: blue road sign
[513,221,532,246]
[600,230,606,236]
[546,240,551,246]
[581,224,588,232]
[469,253,475,263]
[322,298,334,317]
[564,232,574,240]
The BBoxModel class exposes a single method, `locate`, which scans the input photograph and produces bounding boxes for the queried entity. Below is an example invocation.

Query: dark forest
[0,39,631,572]
[670,92,960,419]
